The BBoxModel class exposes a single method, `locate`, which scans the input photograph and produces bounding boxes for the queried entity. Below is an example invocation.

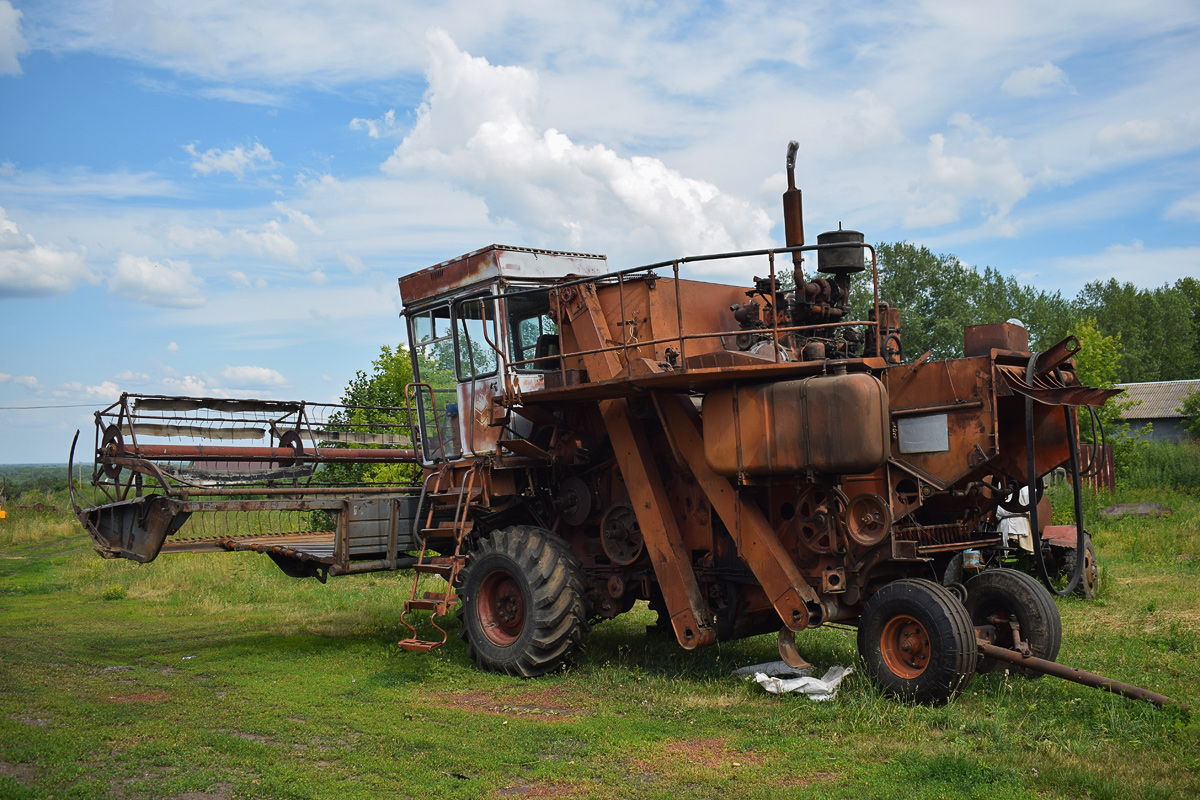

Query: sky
[1,1,1198,464]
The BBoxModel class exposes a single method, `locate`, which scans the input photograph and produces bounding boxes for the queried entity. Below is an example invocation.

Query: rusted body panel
[702,374,889,476]
[399,245,608,307]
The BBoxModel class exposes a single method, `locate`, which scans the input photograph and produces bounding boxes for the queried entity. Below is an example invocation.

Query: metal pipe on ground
[977,642,1182,708]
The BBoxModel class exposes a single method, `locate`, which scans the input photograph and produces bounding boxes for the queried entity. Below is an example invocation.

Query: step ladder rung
[405,595,458,612]
[414,562,457,577]
[398,639,442,653]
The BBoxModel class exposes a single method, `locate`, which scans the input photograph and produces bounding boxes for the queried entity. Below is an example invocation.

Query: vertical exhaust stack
[782,141,805,283]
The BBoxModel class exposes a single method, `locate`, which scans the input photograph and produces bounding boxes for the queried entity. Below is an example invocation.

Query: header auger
[72,142,1178,707]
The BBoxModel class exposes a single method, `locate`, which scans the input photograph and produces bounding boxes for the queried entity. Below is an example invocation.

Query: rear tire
[456,525,586,677]
[1064,533,1100,600]
[965,568,1061,677]
[857,579,978,704]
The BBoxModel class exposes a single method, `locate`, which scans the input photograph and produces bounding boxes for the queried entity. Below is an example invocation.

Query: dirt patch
[436,688,588,719]
[0,761,35,786]
[108,692,168,703]
[19,714,49,726]
[227,731,281,746]
[165,783,234,800]
[631,737,766,775]
[494,782,585,798]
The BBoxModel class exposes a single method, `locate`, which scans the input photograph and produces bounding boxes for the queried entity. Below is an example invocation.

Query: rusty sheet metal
[701,373,888,477]
[116,443,418,462]
[128,423,267,440]
[963,322,1029,356]
[304,429,411,446]
[559,279,716,650]
[159,530,335,555]
[399,245,607,306]
[1041,524,1083,547]
[996,365,1121,407]
[657,392,822,630]
[131,396,301,413]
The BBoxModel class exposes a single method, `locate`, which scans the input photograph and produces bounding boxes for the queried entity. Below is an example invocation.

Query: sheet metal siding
[1116,379,1200,420]
[399,245,608,306]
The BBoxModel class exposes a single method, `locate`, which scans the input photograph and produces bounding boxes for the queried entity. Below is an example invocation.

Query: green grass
[1,495,1198,799]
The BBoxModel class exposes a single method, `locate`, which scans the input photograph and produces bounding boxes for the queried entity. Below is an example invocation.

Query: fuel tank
[702,372,889,476]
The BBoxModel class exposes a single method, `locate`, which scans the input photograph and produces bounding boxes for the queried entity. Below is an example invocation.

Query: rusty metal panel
[702,373,889,476]
[964,323,1028,356]
[399,245,607,306]
[345,497,418,556]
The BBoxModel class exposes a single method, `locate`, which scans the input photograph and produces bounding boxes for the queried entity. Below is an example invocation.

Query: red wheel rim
[477,570,525,646]
[880,614,930,679]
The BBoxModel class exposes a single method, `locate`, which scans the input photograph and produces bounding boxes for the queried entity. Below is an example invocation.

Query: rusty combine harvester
[73,143,1176,707]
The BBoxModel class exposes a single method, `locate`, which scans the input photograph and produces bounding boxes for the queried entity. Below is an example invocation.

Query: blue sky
[2,1,1198,463]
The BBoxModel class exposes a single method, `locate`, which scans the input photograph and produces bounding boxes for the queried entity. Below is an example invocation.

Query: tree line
[864,243,1200,383]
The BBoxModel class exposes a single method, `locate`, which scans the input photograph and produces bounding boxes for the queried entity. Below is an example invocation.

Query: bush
[1121,440,1200,492]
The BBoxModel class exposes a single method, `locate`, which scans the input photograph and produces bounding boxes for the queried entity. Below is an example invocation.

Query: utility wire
[0,403,98,410]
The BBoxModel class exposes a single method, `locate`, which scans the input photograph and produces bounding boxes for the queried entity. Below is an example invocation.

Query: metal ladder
[397,462,484,653]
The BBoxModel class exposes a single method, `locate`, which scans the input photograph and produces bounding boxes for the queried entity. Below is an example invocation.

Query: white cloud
[197,86,286,106]
[228,270,267,289]
[272,202,323,234]
[1053,240,1200,288]
[167,341,179,353]
[167,220,301,264]
[1166,191,1200,222]
[0,372,9,382]
[1002,62,1073,97]
[385,30,772,263]
[0,207,96,297]
[14,375,37,388]
[351,109,402,139]
[107,254,206,308]
[220,365,287,387]
[0,1,27,75]
[339,252,366,275]
[309,269,327,285]
[85,381,120,399]
[162,375,213,395]
[1092,113,1200,158]
[904,114,1033,229]
[113,370,150,383]
[183,141,274,179]
[234,220,301,263]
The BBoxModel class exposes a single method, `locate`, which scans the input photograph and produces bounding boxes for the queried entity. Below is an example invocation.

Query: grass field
[1,487,1198,800]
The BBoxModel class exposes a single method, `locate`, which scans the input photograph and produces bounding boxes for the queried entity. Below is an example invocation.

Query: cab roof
[398,245,608,307]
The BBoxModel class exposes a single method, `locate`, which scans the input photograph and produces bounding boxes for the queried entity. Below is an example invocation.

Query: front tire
[857,579,978,704]
[965,568,1061,677]
[456,525,586,677]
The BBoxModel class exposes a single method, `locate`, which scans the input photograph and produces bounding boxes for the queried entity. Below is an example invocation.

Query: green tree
[1179,390,1200,440]
[1076,279,1199,382]
[1071,316,1150,476]
[321,344,443,486]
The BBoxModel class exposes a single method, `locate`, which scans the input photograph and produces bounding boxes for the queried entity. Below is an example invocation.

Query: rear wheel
[857,579,978,704]
[1063,534,1100,600]
[456,525,586,677]
[965,568,1061,677]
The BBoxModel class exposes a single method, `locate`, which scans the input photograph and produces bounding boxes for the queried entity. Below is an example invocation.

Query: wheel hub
[880,614,931,678]
[478,571,526,647]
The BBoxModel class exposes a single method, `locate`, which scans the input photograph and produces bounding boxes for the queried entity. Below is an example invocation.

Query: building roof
[1115,379,1200,419]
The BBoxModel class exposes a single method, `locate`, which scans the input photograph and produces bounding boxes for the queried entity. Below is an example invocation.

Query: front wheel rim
[880,614,931,679]
[477,570,526,646]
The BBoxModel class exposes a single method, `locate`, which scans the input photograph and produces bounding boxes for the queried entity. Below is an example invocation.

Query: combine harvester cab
[72,142,1177,708]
